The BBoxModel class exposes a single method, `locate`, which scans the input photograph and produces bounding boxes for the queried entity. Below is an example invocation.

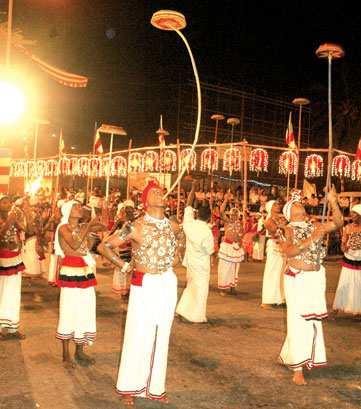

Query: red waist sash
[61,255,88,268]
[0,249,20,258]
[285,267,299,277]
[131,270,145,287]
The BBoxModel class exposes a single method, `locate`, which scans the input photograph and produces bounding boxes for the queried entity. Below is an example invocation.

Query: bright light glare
[0,81,26,125]
[25,177,42,195]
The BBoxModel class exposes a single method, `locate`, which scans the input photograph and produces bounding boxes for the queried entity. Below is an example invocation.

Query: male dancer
[99,180,179,405]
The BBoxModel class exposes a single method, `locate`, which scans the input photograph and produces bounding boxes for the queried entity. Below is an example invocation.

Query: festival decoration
[180,149,196,171]
[89,157,102,178]
[249,148,268,173]
[223,147,241,175]
[128,152,143,173]
[351,159,361,181]
[279,150,298,175]
[111,156,127,177]
[331,154,351,178]
[304,154,323,178]
[160,149,177,172]
[200,148,218,172]
[143,151,159,172]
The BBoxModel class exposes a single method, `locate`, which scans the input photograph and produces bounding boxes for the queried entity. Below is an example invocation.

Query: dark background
[2,0,361,156]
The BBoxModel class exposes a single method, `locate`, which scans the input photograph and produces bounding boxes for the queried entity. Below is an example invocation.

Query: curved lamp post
[151,10,201,199]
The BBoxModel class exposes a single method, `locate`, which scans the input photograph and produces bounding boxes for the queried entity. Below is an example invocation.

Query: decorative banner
[90,157,102,177]
[304,154,324,178]
[332,154,351,178]
[143,151,159,172]
[223,147,242,175]
[111,156,127,177]
[249,148,268,172]
[128,152,143,173]
[279,150,298,175]
[200,148,218,172]
[180,148,196,171]
[160,149,177,172]
[351,159,361,181]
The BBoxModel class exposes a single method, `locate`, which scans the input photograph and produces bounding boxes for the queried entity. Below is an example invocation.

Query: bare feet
[260,303,273,310]
[75,350,96,366]
[63,358,77,369]
[292,370,307,386]
[121,396,135,406]
[0,330,26,340]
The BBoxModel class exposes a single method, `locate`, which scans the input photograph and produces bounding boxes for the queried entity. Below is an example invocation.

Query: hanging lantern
[27,161,37,178]
[332,154,351,178]
[128,152,143,173]
[45,159,58,177]
[35,160,46,177]
[75,157,90,177]
[351,159,361,181]
[160,149,177,172]
[200,148,218,172]
[111,156,127,177]
[89,157,102,177]
[249,148,268,172]
[180,149,196,171]
[223,147,242,175]
[304,154,323,178]
[143,151,159,172]
[279,151,298,175]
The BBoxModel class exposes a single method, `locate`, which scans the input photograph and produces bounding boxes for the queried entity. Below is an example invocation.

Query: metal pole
[126,138,132,199]
[105,133,114,202]
[6,0,14,67]
[242,141,248,230]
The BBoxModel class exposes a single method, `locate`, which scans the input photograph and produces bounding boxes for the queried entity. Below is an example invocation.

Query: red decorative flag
[356,137,361,160]
[94,131,103,154]
[285,112,296,149]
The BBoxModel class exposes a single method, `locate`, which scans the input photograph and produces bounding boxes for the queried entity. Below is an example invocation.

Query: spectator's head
[198,203,211,222]
[350,205,361,224]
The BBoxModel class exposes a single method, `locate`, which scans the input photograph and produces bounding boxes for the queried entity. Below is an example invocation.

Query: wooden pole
[286,170,290,200]
[85,152,91,202]
[176,138,181,220]
[126,138,132,199]
[105,133,114,202]
[294,104,303,189]
[89,122,98,195]
[242,140,248,230]
[5,0,13,67]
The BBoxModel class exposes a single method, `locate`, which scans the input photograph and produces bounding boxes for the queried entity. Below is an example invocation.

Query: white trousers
[0,273,22,330]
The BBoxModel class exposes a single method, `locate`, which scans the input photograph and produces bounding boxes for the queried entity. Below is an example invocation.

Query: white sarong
[0,273,22,330]
[116,269,177,401]
[333,251,361,314]
[56,286,96,345]
[261,238,285,304]
[217,241,244,289]
[22,237,41,278]
[280,266,327,370]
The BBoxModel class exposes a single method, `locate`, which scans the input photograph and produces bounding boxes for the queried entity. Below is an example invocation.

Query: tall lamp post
[292,97,310,189]
[315,43,344,222]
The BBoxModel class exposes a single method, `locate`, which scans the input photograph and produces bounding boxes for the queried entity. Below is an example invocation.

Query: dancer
[99,180,178,405]
[176,181,214,322]
[261,200,286,308]
[278,186,343,385]
[54,200,104,367]
[0,195,26,340]
[217,204,244,295]
[333,204,361,316]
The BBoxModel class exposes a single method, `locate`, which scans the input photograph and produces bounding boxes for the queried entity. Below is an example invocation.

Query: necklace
[144,213,168,229]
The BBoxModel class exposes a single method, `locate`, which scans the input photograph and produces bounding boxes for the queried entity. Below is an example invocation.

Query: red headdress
[141,180,160,210]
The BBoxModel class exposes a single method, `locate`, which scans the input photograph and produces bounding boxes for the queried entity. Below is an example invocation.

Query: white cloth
[280,266,327,370]
[56,286,96,345]
[116,269,177,400]
[22,236,41,277]
[333,251,361,314]
[112,269,128,295]
[253,235,266,261]
[217,241,244,289]
[176,206,214,322]
[261,239,285,304]
[48,254,60,285]
[0,273,22,330]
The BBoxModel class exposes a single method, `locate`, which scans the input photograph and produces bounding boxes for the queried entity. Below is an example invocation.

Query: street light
[0,80,26,125]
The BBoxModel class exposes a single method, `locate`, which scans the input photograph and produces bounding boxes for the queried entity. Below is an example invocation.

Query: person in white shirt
[176,181,214,323]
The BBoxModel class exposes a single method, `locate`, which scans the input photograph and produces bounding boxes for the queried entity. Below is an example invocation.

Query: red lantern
[143,151,159,172]
[129,152,143,173]
[332,155,351,178]
[351,159,361,181]
[160,150,177,172]
[279,151,298,175]
[200,148,218,172]
[223,147,241,175]
[249,148,268,172]
[180,149,196,171]
[304,154,323,178]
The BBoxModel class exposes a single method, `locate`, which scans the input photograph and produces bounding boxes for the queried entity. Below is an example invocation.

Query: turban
[282,191,302,222]
[141,180,160,210]
[351,204,361,216]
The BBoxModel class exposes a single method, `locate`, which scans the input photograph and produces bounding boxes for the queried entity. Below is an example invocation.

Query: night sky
[3,0,361,156]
